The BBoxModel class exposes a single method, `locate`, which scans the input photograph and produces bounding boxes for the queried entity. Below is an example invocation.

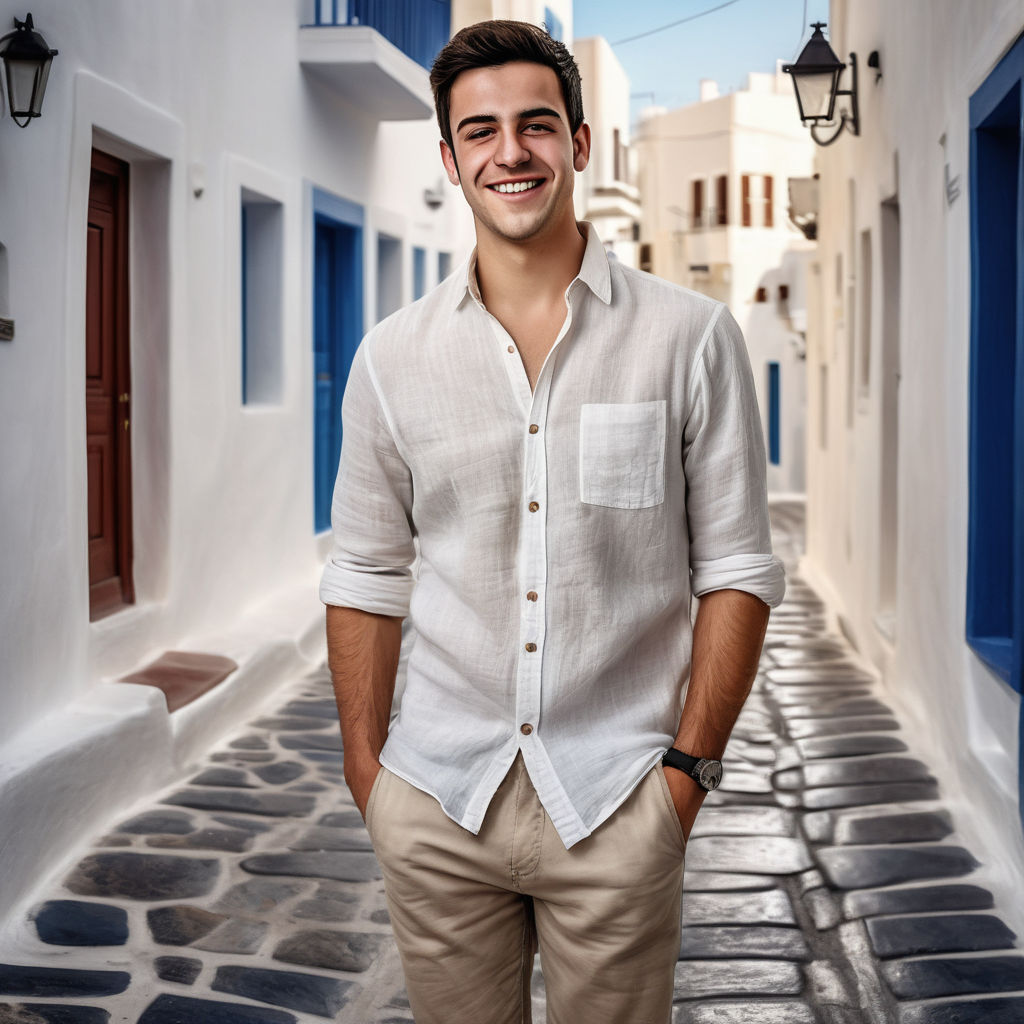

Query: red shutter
[764,174,774,227]
[692,179,704,228]
[716,175,728,225]
[742,174,751,227]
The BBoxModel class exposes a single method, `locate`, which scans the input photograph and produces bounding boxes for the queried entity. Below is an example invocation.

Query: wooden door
[86,149,133,620]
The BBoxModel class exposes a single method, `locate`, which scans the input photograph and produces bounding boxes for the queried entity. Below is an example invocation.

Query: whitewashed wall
[0,0,479,925]
[804,0,1024,927]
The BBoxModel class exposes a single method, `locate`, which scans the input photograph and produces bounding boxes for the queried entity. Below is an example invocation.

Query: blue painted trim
[241,204,248,405]
[313,186,364,227]
[413,246,426,301]
[967,32,1023,693]
[767,362,780,465]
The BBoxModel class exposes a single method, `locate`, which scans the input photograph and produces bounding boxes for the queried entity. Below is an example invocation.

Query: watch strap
[662,748,701,776]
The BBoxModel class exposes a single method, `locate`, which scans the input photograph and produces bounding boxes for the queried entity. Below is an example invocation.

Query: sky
[573,0,831,122]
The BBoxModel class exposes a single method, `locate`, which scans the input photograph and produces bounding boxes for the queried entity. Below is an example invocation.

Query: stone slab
[866,914,1017,958]
[898,997,1024,1024]
[835,810,953,845]
[318,810,364,829]
[681,871,777,892]
[278,733,343,752]
[788,716,901,739]
[675,1002,815,1024]
[780,699,893,719]
[252,717,335,732]
[138,994,296,1024]
[682,889,796,927]
[772,686,872,704]
[145,828,252,853]
[211,965,354,1017]
[163,789,315,817]
[212,815,274,834]
[1,1006,112,1023]
[843,884,995,919]
[65,853,219,901]
[802,888,841,930]
[803,781,941,810]
[672,959,803,999]
[279,701,339,720]
[273,930,387,973]
[680,925,809,960]
[289,827,374,852]
[0,966,129,997]
[154,955,203,985]
[799,758,933,788]
[229,736,269,750]
[194,918,269,954]
[147,905,227,945]
[795,734,908,759]
[213,880,308,915]
[291,886,361,923]
[883,954,1024,999]
[241,851,382,883]
[816,845,979,889]
[254,762,308,785]
[685,836,812,875]
[189,768,256,788]
[766,667,874,685]
[688,806,795,839]
[116,810,194,835]
[33,901,128,946]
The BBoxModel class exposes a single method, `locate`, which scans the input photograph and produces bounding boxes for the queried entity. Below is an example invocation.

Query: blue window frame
[312,188,364,533]
[413,246,427,300]
[767,362,781,466]
[968,30,1024,694]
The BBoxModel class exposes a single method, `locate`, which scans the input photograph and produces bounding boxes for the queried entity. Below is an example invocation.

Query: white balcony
[298,25,433,121]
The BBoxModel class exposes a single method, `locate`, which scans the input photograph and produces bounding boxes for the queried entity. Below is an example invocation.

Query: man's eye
[525,123,553,132]
[467,128,492,140]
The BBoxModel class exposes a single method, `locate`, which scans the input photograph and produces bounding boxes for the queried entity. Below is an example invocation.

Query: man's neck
[475,215,587,314]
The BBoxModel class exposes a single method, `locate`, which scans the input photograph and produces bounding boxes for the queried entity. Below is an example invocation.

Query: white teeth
[493,180,539,193]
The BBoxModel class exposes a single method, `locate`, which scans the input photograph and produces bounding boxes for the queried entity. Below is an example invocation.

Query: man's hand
[663,766,707,843]
[345,755,383,821]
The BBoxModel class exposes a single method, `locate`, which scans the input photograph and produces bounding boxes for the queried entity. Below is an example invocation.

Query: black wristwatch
[662,748,723,791]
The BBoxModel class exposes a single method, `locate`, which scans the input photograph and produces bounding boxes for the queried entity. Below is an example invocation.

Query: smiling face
[440,61,590,246]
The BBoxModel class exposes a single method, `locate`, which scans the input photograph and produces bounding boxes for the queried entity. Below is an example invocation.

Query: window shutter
[716,175,728,225]
[692,179,704,228]
[764,174,774,227]
[742,174,751,227]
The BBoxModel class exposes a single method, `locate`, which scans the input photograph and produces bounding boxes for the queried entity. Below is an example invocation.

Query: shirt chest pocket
[579,401,667,509]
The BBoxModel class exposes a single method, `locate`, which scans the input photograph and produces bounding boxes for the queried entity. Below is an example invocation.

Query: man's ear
[572,122,592,173]
[440,139,460,186]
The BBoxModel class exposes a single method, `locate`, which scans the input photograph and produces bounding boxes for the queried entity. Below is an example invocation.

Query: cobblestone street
[1,500,1021,1023]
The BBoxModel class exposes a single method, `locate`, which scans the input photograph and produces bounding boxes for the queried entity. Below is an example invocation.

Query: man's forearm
[673,587,770,758]
[325,604,403,810]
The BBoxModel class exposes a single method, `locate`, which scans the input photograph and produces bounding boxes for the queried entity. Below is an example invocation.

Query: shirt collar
[452,221,613,312]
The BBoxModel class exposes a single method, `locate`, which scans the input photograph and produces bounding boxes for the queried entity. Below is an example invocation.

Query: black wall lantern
[0,13,58,128]
[783,23,874,147]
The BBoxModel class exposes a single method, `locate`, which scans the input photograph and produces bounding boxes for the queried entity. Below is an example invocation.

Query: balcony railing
[309,0,450,71]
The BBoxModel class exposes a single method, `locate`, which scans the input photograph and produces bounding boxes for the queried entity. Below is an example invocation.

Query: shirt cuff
[319,560,413,618]
[691,553,787,608]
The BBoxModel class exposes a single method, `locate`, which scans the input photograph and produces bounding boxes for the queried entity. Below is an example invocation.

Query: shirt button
[529,424,539,434]
[526,591,538,601]
[507,345,515,353]
[528,501,539,512]
[525,642,537,652]
[521,723,533,735]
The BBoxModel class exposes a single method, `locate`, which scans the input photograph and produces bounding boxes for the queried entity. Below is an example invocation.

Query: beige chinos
[364,753,686,1024]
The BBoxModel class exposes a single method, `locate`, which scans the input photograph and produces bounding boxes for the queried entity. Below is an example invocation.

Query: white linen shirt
[320,223,785,849]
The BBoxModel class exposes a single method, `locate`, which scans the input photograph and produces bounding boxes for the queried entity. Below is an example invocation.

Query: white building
[572,36,639,267]
[801,0,1024,923]
[635,73,815,494]
[0,0,570,925]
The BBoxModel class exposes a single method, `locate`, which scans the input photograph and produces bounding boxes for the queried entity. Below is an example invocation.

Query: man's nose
[494,128,530,168]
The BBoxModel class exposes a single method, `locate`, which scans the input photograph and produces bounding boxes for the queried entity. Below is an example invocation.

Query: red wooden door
[86,150,133,620]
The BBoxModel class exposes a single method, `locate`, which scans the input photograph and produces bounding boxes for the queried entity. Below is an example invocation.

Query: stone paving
[1,500,1022,1023]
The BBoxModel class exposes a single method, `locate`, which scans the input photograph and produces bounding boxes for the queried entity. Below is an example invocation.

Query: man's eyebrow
[455,107,563,134]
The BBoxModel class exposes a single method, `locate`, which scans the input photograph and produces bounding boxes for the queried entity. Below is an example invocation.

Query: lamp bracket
[810,51,859,146]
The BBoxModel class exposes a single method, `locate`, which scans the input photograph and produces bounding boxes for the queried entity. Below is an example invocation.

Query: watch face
[698,760,723,791]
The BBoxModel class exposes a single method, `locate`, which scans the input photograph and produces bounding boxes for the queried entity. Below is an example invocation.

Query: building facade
[802,0,1024,923]
[635,74,815,494]
[0,0,570,925]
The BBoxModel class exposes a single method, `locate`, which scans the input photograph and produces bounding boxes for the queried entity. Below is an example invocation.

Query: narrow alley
[0,500,1020,1024]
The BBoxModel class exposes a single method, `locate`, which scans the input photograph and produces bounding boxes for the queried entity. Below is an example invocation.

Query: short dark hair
[430,20,584,152]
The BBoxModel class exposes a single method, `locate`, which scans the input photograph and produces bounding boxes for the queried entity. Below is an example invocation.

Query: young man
[320,20,784,1024]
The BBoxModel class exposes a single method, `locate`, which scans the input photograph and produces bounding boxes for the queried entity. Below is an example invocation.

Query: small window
[755,286,768,302]
[413,246,427,300]
[691,179,705,228]
[241,189,284,405]
[767,362,781,465]
[639,243,653,272]
[716,175,728,225]
[438,251,452,282]
[377,233,402,322]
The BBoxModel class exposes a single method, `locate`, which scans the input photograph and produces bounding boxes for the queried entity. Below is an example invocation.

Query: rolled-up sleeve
[683,306,786,608]
[319,341,415,617]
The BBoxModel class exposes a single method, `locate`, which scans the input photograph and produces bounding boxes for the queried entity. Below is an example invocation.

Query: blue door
[314,213,363,533]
